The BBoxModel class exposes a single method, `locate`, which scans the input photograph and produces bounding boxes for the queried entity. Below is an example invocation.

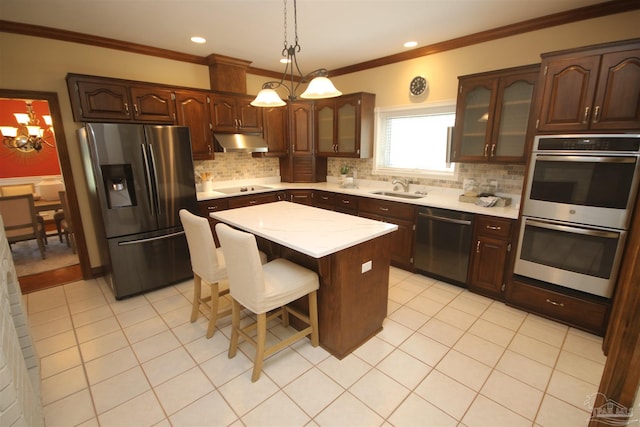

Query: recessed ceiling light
[404,41,418,48]
[191,36,206,44]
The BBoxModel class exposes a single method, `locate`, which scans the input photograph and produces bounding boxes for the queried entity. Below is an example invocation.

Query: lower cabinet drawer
[508,279,610,336]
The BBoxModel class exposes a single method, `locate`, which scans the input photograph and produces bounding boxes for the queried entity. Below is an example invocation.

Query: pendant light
[250,0,341,107]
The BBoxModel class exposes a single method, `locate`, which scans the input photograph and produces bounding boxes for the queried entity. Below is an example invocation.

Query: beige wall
[1,10,639,268]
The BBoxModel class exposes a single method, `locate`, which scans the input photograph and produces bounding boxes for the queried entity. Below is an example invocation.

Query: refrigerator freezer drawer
[106,227,192,299]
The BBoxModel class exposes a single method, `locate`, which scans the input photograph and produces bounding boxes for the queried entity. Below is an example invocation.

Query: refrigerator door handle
[117,230,185,246]
[147,144,162,215]
[141,144,156,216]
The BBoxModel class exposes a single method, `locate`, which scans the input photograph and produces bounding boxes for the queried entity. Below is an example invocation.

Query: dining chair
[58,191,76,253]
[0,183,50,244]
[215,222,319,382]
[179,209,267,338]
[0,194,46,259]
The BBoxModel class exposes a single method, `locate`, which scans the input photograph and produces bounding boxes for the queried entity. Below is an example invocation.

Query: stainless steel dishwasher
[414,207,474,286]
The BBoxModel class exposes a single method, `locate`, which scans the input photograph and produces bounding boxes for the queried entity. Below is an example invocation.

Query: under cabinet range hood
[213,133,268,153]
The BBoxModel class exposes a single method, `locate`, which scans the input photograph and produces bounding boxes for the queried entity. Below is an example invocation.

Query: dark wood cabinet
[313,190,335,210]
[210,93,262,133]
[280,102,327,183]
[451,65,538,164]
[174,90,215,160]
[67,74,176,124]
[286,189,315,205]
[227,192,279,209]
[468,215,513,299]
[259,106,289,157]
[508,278,609,336]
[315,93,375,158]
[535,40,640,132]
[358,198,415,271]
[334,193,359,215]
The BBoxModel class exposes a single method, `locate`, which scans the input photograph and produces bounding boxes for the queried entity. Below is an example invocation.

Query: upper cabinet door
[174,90,214,160]
[492,72,537,161]
[315,93,375,158]
[260,106,288,157]
[537,56,600,132]
[452,76,498,161]
[71,79,133,122]
[336,98,357,154]
[210,95,237,132]
[315,100,335,154]
[452,65,538,164]
[129,86,176,123]
[591,49,640,130]
[535,41,640,132]
[236,96,263,133]
[290,102,314,155]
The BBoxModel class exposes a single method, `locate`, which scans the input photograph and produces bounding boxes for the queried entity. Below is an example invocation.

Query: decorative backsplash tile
[194,155,525,195]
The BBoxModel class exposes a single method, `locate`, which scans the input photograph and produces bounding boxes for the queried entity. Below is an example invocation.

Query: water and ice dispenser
[101,164,136,208]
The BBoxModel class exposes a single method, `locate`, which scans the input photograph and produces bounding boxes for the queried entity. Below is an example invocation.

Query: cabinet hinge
[209,123,213,130]
[459,86,463,94]
[410,257,414,264]
[412,224,416,231]
[543,65,548,76]
[501,283,506,292]
[207,96,211,104]
[535,119,539,130]
[171,93,176,101]
[507,243,512,252]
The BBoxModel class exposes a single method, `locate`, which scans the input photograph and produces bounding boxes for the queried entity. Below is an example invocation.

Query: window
[374,102,456,178]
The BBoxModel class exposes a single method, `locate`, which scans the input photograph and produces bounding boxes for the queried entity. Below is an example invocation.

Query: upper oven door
[523,153,639,229]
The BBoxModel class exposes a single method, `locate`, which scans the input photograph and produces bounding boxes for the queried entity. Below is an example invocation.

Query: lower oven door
[514,216,626,298]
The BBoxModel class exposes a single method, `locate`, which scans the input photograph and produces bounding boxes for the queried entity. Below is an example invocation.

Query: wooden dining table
[210,201,398,358]
[34,198,62,213]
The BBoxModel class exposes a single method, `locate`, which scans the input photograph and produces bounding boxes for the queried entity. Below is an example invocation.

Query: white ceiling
[3,0,609,73]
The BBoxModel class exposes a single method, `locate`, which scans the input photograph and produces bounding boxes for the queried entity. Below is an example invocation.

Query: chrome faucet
[392,179,410,192]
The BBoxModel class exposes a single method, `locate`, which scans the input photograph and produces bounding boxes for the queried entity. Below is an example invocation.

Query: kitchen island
[210,201,398,358]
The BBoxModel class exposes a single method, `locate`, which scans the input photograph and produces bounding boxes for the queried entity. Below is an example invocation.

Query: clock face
[410,76,428,96]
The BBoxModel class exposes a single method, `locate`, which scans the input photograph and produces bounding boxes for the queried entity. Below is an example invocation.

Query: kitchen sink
[370,190,425,199]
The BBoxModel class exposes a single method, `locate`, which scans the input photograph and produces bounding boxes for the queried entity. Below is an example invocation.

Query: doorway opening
[0,90,90,292]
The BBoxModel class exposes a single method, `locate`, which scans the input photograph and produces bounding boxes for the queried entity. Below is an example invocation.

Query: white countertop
[210,201,398,258]
[197,177,521,220]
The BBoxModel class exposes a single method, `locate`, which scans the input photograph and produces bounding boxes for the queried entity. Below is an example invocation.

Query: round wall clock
[409,76,428,96]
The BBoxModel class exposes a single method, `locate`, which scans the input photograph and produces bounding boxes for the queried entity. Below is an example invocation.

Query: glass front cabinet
[315,93,375,158]
[451,65,539,164]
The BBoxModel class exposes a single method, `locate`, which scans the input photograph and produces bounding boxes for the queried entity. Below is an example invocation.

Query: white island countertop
[210,201,398,258]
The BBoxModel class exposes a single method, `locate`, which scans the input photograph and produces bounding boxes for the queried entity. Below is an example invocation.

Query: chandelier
[250,0,342,107]
[0,101,55,152]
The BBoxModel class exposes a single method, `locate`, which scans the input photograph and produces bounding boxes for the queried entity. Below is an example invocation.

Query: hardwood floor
[19,264,83,294]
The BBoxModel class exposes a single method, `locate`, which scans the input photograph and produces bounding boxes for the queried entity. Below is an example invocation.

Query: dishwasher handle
[418,211,472,226]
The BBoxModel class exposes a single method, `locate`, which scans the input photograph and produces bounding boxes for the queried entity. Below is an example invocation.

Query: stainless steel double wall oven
[514,134,640,298]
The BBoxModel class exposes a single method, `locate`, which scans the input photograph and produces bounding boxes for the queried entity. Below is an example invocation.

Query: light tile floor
[25,267,606,427]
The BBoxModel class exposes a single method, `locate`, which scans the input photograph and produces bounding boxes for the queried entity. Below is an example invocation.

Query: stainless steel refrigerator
[79,123,197,299]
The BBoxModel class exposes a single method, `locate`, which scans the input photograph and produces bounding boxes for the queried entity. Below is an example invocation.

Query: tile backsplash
[194,155,525,195]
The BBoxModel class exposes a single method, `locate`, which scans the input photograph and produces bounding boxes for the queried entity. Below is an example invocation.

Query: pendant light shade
[250,88,287,107]
[300,76,342,99]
